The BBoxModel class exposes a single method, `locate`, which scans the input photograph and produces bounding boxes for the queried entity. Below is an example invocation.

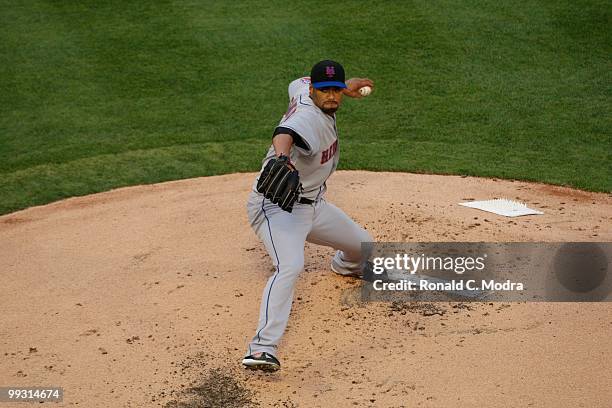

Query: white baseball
[359,86,372,97]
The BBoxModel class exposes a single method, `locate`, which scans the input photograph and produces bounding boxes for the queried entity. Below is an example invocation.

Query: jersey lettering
[320,140,338,164]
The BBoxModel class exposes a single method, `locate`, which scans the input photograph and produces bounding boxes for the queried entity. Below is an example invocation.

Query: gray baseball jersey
[252,76,339,200]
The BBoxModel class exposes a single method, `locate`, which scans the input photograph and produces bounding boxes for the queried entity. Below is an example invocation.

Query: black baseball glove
[256,155,302,213]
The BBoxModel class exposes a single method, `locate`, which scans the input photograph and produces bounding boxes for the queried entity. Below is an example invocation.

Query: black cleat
[242,352,281,372]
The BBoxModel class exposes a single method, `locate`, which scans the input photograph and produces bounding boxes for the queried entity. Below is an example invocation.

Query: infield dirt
[1,171,610,407]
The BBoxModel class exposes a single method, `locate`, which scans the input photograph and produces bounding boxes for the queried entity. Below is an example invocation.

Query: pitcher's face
[310,85,344,115]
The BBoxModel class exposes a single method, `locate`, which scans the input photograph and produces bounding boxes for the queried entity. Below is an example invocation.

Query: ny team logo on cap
[310,60,347,89]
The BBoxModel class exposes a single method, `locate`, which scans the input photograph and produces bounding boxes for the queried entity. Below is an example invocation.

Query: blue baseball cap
[310,60,347,89]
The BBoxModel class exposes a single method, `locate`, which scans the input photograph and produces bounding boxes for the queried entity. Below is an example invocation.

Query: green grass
[1,0,610,214]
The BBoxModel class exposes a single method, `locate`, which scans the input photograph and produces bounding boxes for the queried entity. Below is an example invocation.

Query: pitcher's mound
[1,171,610,407]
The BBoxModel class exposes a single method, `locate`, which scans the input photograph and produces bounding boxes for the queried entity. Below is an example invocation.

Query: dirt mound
[0,171,610,407]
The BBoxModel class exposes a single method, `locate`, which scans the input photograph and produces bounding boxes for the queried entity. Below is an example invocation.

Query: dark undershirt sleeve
[273,126,310,151]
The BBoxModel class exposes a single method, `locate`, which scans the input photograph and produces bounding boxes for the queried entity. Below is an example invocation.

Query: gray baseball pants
[245,191,372,357]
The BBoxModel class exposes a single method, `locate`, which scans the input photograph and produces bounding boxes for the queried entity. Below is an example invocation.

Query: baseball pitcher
[242,60,375,371]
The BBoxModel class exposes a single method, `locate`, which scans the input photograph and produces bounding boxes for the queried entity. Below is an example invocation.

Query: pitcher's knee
[276,260,304,280]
